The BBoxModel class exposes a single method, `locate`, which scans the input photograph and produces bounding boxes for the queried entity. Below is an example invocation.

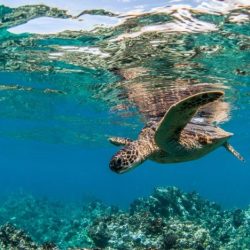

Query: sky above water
[3,0,250,35]
[0,0,169,14]
[2,0,249,14]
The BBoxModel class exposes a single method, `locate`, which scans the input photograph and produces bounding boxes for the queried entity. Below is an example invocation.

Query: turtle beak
[109,145,145,174]
[109,154,141,174]
[109,156,126,174]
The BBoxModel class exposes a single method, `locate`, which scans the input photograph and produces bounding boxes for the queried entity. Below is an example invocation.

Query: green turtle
[109,90,244,173]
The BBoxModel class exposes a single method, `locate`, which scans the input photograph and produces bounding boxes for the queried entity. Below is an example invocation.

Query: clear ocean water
[0,0,250,249]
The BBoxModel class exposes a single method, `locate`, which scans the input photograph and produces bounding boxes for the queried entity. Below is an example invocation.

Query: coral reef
[0,192,116,249]
[88,187,218,249]
[0,223,58,249]
[88,187,250,250]
[0,187,250,249]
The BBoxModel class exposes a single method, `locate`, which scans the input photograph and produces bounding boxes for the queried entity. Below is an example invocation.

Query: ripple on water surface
[0,1,249,146]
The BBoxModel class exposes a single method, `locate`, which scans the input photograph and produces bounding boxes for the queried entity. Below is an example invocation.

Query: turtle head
[109,143,145,174]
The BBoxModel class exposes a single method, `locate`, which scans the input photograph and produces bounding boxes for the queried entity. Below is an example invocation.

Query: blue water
[0,124,248,209]
[0,1,250,248]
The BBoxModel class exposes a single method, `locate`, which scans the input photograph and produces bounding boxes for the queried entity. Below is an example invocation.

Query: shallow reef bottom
[0,186,249,250]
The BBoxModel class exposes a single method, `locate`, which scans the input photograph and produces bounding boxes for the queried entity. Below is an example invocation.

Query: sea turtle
[109,90,244,174]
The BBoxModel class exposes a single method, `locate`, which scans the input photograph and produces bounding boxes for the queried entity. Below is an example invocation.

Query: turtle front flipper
[155,91,224,153]
[108,137,132,146]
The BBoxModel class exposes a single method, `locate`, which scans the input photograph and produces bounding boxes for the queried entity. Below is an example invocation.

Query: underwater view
[0,0,250,249]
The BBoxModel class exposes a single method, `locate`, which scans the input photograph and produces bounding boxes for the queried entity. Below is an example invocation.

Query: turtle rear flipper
[223,142,245,162]
[155,91,224,152]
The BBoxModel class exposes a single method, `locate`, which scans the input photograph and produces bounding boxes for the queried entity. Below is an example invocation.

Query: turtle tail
[223,142,245,162]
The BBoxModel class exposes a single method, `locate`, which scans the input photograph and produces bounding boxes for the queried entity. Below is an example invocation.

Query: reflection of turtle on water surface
[108,77,244,173]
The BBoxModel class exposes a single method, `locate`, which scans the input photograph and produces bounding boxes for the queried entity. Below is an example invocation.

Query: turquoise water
[0,1,250,249]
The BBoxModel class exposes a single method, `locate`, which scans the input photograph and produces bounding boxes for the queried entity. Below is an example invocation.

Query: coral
[232,209,245,228]
[0,193,111,249]
[0,223,38,249]
[88,207,216,249]
[0,223,58,249]
[1,187,250,249]
[88,187,250,250]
